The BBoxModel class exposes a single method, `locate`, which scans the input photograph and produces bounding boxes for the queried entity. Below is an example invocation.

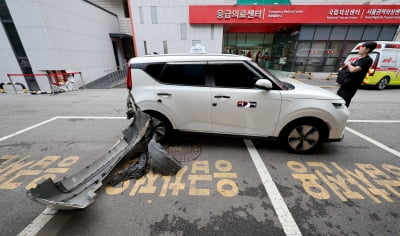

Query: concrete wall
[1,0,120,90]
[130,0,232,56]
[90,0,132,35]
[130,0,399,57]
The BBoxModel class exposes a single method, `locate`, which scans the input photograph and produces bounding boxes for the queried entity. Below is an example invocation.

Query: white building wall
[2,0,120,90]
[90,0,132,35]
[130,0,230,56]
[130,0,399,57]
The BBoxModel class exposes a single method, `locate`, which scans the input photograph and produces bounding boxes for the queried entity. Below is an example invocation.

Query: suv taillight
[126,63,132,90]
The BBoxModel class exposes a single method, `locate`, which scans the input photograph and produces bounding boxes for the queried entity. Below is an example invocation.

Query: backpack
[336,67,351,85]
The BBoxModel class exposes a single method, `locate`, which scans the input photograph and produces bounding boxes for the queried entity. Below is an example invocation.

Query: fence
[104,63,128,88]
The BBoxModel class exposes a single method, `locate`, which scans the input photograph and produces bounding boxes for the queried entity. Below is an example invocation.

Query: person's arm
[346,63,362,73]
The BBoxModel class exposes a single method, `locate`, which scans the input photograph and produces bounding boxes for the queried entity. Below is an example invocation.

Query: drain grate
[166,143,202,162]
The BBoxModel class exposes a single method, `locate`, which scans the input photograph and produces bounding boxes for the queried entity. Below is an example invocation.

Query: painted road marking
[348,120,400,123]
[17,207,58,236]
[0,117,58,142]
[2,118,398,236]
[288,161,400,203]
[0,116,124,236]
[0,116,125,143]
[56,116,125,120]
[244,139,302,236]
[345,127,400,158]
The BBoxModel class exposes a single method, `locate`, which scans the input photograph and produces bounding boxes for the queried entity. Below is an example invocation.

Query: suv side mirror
[255,79,273,90]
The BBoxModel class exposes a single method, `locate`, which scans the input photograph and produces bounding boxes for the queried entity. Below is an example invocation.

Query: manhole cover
[166,143,202,162]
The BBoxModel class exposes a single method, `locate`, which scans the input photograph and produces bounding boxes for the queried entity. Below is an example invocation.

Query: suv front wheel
[279,120,324,154]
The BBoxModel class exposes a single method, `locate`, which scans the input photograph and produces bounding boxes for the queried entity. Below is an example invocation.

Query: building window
[314,26,331,40]
[180,24,187,40]
[139,7,144,24]
[379,25,397,40]
[362,25,382,41]
[346,26,364,40]
[329,25,348,40]
[122,0,129,18]
[151,6,158,24]
[298,26,315,40]
[163,41,168,54]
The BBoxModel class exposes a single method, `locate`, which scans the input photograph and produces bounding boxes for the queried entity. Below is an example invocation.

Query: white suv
[126,53,349,154]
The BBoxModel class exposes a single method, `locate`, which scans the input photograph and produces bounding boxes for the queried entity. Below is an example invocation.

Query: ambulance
[344,41,400,90]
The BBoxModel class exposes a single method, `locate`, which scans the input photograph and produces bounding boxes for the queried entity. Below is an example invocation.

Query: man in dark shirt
[337,41,377,107]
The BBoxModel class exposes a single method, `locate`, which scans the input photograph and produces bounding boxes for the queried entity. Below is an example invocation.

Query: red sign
[189,5,400,24]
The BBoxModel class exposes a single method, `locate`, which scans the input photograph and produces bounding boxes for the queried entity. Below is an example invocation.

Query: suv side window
[145,63,166,79]
[132,63,166,79]
[211,63,258,88]
[157,63,206,86]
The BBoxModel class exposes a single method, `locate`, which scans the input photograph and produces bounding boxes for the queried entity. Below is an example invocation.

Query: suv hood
[279,77,341,100]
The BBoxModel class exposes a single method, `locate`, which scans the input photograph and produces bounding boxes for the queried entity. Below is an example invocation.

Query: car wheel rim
[379,78,388,90]
[151,117,166,141]
[287,125,319,152]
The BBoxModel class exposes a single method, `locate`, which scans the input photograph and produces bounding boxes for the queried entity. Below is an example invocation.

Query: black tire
[376,76,389,90]
[145,112,171,142]
[279,120,324,154]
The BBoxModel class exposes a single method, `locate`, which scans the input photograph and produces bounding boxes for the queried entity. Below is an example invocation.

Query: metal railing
[104,63,128,88]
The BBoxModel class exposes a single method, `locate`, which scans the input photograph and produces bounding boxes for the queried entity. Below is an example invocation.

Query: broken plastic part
[26,110,151,210]
[148,139,182,176]
[107,138,183,186]
[26,90,182,210]
[108,152,149,186]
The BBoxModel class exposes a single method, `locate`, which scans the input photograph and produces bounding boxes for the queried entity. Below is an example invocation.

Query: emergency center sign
[189,5,400,24]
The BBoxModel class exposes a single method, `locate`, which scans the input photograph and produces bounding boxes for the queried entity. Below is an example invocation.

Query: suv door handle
[157,93,172,97]
[214,95,230,99]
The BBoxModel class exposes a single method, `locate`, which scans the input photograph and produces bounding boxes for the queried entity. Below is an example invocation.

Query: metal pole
[79,72,86,89]
[46,75,54,94]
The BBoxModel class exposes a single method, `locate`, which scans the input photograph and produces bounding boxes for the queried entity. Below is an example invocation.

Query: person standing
[255,51,261,63]
[246,51,252,58]
[263,52,271,68]
[337,41,377,107]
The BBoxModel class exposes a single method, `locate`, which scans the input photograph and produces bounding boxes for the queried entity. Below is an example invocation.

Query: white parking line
[0,117,59,142]
[1,116,125,236]
[5,118,399,236]
[0,116,125,142]
[17,207,58,236]
[57,116,125,120]
[348,120,400,123]
[244,139,302,236]
[345,127,400,158]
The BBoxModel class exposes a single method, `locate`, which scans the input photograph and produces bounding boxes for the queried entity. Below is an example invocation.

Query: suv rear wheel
[279,120,325,154]
[145,112,171,142]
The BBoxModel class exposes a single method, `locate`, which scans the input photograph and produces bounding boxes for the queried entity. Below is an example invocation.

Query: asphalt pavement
[1,77,400,236]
